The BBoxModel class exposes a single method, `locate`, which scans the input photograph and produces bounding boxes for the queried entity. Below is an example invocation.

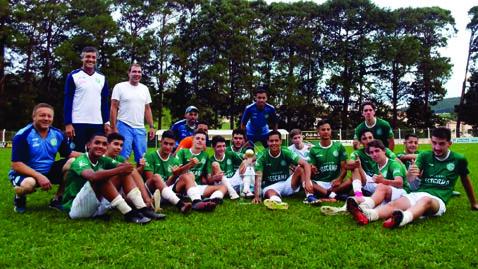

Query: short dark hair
[361,101,376,112]
[88,132,106,142]
[359,129,374,140]
[267,130,281,140]
[404,133,418,141]
[289,129,302,138]
[194,129,208,138]
[107,132,124,143]
[366,139,386,154]
[32,103,54,116]
[212,135,226,147]
[432,127,451,142]
[255,85,267,96]
[161,130,176,141]
[81,46,98,57]
[316,119,331,129]
[232,128,246,138]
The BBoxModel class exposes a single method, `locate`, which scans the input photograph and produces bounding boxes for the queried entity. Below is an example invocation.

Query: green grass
[1,144,478,268]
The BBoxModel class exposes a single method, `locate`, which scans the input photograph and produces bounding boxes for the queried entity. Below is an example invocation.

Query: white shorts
[262,175,300,197]
[69,182,110,219]
[313,181,332,190]
[226,170,243,189]
[196,184,208,196]
[403,192,446,216]
[389,186,407,202]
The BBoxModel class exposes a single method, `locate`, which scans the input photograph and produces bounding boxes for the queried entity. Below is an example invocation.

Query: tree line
[1,0,473,132]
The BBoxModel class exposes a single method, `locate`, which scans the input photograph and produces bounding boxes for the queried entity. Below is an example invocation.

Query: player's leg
[45,158,69,210]
[175,173,216,212]
[203,184,227,204]
[262,182,289,210]
[9,172,35,213]
[131,127,147,165]
[149,174,192,214]
[330,178,352,198]
[211,162,239,200]
[117,121,133,160]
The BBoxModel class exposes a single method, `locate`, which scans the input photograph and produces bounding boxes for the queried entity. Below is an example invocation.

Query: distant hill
[431,97,460,113]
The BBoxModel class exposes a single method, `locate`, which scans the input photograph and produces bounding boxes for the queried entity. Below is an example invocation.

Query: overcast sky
[267,0,478,98]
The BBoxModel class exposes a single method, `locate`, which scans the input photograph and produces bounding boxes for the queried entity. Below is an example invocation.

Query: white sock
[126,187,146,209]
[222,177,238,197]
[110,195,132,214]
[187,186,202,202]
[210,190,224,200]
[270,195,282,203]
[161,187,180,205]
[329,191,337,199]
[401,210,414,226]
[366,208,379,221]
[362,197,375,209]
[352,179,363,197]
[242,176,252,193]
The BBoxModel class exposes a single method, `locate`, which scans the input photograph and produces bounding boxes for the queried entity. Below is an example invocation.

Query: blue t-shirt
[10,124,71,174]
[170,119,196,144]
[241,103,277,136]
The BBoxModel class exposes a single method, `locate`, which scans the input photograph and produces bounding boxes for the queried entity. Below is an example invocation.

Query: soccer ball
[245,149,255,158]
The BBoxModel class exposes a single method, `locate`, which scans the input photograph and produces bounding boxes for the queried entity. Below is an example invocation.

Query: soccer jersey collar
[189,148,202,156]
[86,153,98,167]
[157,151,170,162]
[214,153,225,162]
[268,149,281,159]
[434,150,451,162]
[365,118,377,129]
[378,158,389,171]
[319,141,333,149]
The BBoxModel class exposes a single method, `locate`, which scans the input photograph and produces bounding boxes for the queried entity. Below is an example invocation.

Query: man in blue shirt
[9,103,80,213]
[170,106,199,146]
[240,87,278,147]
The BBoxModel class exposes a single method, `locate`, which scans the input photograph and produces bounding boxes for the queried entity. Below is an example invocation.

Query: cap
[185,106,199,114]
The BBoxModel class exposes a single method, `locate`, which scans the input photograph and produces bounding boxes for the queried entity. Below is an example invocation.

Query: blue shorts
[8,159,68,186]
[117,120,147,164]
[246,133,268,148]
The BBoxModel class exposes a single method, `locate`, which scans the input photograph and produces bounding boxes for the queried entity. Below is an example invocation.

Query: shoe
[346,197,369,225]
[139,207,166,220]
[245,192,255,199]
[178,202,192,214]
[208,198,223,205]
[124,210,151,224]
[303,195,321,205]
[230,192,240,200]
[49,197,64,211]
[383,210,404,229]
[192,201,217,212]
[14,195,26,213]
[263,199,288,210]
[320,204,347,215]
[152,189,162,212]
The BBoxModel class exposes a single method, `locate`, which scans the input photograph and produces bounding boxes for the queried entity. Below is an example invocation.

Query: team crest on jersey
[69,142,76,150]
[50,138,57,146]
[168,166,172,173]
[447,163,455,171]
[227,159,232,165]
[376,128,382,135]
[333,150,338,157]
[201,158,206,164]
[280,160,287,166]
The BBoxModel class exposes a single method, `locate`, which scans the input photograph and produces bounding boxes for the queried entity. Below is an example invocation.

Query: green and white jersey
[396,150,421,170]
[354,118,394,148]
[110,154,126,164]
[308,141,347,182]
[415,150,469,204]
[255,147,300,187]
[226,145,247,170]
[176,148,209,184]
[207,151,243,178]
[350,148,396,177]
[144,151,180,180]
[378,158,409,192]
[62,153,117,211]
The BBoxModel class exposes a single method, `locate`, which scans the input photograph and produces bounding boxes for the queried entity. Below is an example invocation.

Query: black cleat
[139,207,166,220]
[124,210,151,224]
[192,201,217,212]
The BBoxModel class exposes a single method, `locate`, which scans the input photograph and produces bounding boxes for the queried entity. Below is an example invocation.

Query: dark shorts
[9,159,68,186]
[71,123,104,152]
[247,133,269,148]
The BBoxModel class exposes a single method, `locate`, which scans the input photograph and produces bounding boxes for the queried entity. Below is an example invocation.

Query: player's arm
[297,158,313,193]
[101,80,110,126]
[172,157,199,176]
[376,174,403,188]
[331,160,347,186]
[240,107,251,130]
[145,103,155,140]
[81,162,133,183]
[270,108,279,131]
[461,175,478,210]
[109,99,119,132]
[399,154,418,162]
[252,171,263,204]
[64,73,76,138]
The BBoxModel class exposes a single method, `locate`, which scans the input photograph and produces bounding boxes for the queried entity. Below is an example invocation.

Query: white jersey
[111,82,152,128]
[288,143,312,161]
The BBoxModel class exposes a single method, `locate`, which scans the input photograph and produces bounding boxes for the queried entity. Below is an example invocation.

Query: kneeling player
[252,130,315,209]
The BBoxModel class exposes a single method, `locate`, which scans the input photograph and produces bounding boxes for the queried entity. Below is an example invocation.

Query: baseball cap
[185,106,199,113]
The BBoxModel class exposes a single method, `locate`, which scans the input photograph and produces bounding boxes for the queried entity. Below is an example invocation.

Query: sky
[267,0,478,98]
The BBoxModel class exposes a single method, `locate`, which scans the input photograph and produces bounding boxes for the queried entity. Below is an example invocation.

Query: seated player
[142,130,194,213]
[288,128,313,161]
[227,129,256,196]
[252,130,315,209]
[397,133,421,191]
[347,139,408,225]
[308,120,351,202]
[62,133,164,224]
[228,128,254,155]
[348,127,478,228]
[176,129,227,207]
[9,103,80,213]
[208,135,257,199]
[347,130,397,198]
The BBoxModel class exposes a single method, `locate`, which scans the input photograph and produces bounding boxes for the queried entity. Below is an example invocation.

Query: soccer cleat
[179,202,192,214]
[229,192,240,200]
[48,197,64,212]
[139,207,166,220]
[192,201,217,212]
[383,210,404,229]
[320,204,348,215]
[303,195,321,206]
[152,189,162,213]
[208,198,224,205]
[14,195,26,213]
[124,210,151,224]
[346,197,369,225]
[263,199,289,210]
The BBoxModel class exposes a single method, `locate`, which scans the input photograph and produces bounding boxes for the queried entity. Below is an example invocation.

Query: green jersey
[144,151,180,180]
[255,147,300,187]
[176,148,209,184]
[415,151,469,204]
[350,148,396,177]
[396,150,421,170]
[378,158,409,192]
[226,145,247,170]
[110,155,126,164]
[354,118,394,148]
[308,141,347,182]
[62,153,117,211]
[207,151,243,178]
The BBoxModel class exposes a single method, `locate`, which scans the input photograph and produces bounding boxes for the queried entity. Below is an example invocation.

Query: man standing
[110,64,155,164]
[64,46,110,152]
[9,103,80,213]
[353,101,394,150]
[171,106,199,144]
[240,87,278,147]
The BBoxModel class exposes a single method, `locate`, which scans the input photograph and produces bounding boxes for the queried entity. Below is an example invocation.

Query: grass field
[1,144,478,268]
